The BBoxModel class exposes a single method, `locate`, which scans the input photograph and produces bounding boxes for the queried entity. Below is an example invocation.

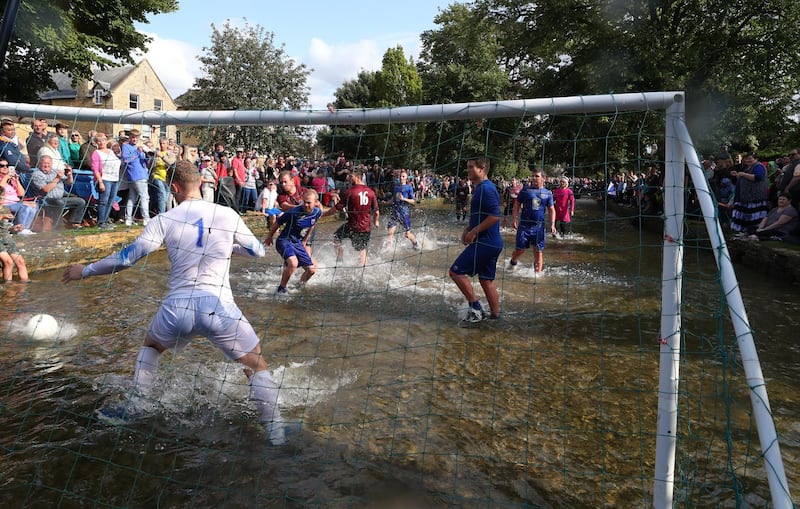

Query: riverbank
[600,197,800,285]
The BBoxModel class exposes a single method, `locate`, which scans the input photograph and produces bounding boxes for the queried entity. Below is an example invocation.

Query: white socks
[133,346,160,396]
[250,370,285,445]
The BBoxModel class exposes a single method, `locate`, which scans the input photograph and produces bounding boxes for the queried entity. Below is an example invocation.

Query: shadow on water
[0,200,797,507]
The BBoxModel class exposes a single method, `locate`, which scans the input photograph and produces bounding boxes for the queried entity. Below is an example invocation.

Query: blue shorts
[450,241,503,281]
[387,210,411,231]
[516,225,546,251]
[275,238,313,268]
[148,295,259,361]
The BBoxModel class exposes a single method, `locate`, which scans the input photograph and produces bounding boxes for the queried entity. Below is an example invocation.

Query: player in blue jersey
[62,161,291,445]
[448,156,503,323]
[386,171,420,250]
[265,188,322,294]
[509,169,557,273]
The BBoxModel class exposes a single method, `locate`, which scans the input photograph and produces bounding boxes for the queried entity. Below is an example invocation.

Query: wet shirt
[516,186,554,226]
[83,199,265,302]
[336,183,378,232]
[276,204,322,243]
[469,179,502,248]
[392,183,415,215]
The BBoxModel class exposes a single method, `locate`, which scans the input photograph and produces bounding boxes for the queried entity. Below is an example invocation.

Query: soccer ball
[26,314,60,340]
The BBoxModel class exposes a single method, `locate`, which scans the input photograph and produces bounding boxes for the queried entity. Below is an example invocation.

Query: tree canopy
[177,20,311,154]
[0,0,178,102]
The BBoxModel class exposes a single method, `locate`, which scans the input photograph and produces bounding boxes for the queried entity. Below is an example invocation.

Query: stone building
[38,59,177,142]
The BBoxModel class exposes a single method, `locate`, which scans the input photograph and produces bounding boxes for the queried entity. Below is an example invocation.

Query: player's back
[158,200,260,299]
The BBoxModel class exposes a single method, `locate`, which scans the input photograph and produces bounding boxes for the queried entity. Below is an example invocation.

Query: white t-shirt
[83,199,265,301]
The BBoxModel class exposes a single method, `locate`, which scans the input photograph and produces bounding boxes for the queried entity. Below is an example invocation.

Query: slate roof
[39,64,136,100]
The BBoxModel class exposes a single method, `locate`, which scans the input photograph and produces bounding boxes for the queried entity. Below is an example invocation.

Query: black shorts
[334,224,371,251]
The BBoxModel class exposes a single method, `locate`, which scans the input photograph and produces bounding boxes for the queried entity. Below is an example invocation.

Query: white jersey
[83,199,265,301]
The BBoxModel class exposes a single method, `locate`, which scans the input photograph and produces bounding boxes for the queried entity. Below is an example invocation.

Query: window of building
[93,89,104,105]
[129,94,139,109]
[154,98,163,111]
[176,131,182,145]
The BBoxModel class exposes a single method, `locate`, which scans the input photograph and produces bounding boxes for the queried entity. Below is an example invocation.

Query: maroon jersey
[277,186,306,209]
[336,184,378,232]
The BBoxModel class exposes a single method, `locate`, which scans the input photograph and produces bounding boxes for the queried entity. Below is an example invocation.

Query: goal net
[0,93,794,508]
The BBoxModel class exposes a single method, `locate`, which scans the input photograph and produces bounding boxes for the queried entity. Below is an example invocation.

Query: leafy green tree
[323,46,427,168]
[317,70,377,161]
[372,46,424,167]
[417,4,524,175]
[0,0,178,102]
[473,0,800,154]
[177,20,310,155]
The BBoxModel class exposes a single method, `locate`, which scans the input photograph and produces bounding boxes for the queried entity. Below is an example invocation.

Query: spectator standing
[121,129,151,227]
[151,137,175,215]
[90,133,121,230]
[729,153,769,236]
[1,119,30,173]
[25,118,48,169]
[68,131,83,167]
[199,156,217,203]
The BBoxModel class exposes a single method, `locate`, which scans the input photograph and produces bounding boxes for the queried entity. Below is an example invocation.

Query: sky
[133,0,448,110]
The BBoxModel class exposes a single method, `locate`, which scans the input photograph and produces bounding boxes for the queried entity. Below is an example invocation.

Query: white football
[26,314,60,340]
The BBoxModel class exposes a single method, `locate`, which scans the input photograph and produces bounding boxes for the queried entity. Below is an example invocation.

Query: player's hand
[62,264,85,283]
[264,237,273,246]
[463,228,477,245]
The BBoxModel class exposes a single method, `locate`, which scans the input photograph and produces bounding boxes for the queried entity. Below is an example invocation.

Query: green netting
[0,100,796,508]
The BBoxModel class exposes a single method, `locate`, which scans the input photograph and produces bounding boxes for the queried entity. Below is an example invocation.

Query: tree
[473,0,800,154]
[324,47,427,168]
[417,4,524,174]
[0,0,178,102]
[177,20,310,154]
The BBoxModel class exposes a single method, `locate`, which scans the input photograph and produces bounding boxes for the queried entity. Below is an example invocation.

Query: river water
[1,198,797,508]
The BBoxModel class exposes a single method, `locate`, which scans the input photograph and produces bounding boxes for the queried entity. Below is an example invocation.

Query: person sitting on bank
[747,192,799,242]
[30,155,87,229]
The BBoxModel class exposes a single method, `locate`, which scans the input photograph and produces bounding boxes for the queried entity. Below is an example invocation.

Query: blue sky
[134,0,448,109]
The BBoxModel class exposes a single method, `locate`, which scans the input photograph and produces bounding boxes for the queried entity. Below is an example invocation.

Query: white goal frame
[0,92,791,508]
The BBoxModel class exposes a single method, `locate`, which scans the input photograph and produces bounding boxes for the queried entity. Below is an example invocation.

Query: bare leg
[11,254,28,282]
[449,270,477,305]
[280,256,298,288]
[479,278,500,317]
[1,252,12,281]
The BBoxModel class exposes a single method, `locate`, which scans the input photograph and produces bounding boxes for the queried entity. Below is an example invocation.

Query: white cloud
[138,32,201,100]
[136,30,425,110]
[304,37,383,109]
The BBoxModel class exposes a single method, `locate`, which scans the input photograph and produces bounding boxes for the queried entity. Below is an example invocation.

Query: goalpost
[0,92,793,508]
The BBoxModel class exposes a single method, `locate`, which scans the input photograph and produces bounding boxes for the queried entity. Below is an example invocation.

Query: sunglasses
[0,163,8,167]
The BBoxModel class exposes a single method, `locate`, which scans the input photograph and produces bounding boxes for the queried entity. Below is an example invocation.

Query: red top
[335,184,377,232]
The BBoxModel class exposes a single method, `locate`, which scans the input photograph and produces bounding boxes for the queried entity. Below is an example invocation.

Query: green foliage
[321,46,427,168]
[0,0,178,101]
[177,20,311,155]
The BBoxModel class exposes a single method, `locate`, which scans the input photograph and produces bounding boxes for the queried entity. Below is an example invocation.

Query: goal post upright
[652,95,686,509]
[671,115,793,509]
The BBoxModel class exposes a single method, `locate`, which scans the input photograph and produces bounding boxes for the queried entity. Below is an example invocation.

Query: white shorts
[148,295,260,360]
